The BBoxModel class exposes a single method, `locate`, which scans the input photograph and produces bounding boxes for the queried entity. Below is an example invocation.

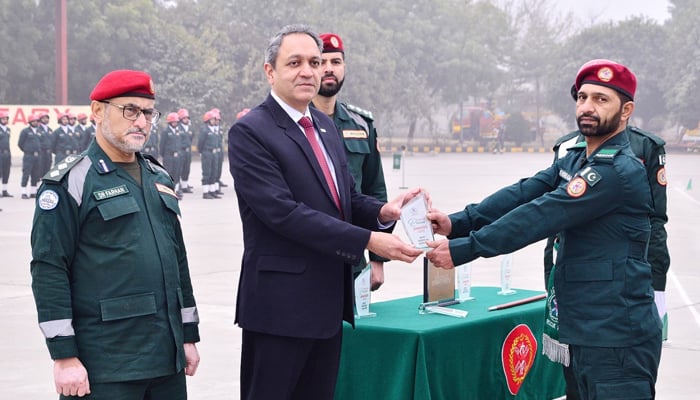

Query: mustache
[127,128,147,135]
[577,113,599,123]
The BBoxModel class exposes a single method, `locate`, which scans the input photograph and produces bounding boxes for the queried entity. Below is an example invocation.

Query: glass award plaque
[456,262,475,302]
[354,263,376,318]
[419,258,464,316]
[498,253,517,295]
[400,192,433,250]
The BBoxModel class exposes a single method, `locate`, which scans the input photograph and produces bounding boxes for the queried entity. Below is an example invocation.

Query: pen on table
[487,293,547,311]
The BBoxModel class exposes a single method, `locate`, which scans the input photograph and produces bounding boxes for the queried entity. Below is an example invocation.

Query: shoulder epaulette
[42,154,86,182]
[345,103,374,121]
[593,147,621,163]
[554,131,580,147]
[629,126,666,146]
[143,154,169,175]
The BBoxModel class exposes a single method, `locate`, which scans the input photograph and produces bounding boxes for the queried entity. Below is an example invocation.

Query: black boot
[2,190,12,197]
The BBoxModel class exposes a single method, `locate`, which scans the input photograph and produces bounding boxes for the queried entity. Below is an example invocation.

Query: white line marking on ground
[669,185,700,328]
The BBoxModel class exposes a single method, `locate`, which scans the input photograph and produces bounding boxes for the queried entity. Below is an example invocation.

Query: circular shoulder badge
[657,167,667,186]
[38,190,60,210]
[566,177,587,198]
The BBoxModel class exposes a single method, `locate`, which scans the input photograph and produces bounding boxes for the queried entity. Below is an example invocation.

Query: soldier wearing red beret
[312,32,390,291]
[30,69,201,399]
[427,59,661,399]
[541,59,669,400]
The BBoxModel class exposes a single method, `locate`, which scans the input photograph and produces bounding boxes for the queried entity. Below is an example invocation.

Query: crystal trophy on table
[456,262,475,302]
[354,262,376,318]
[498,253,517,295]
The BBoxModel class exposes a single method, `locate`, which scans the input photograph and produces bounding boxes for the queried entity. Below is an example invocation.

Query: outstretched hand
[426,209,452,237]
[367,232,423,263]
[379,187,430,224]
[426,239,455,269]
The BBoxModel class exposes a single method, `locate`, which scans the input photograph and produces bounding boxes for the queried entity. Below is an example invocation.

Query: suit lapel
[266,96,343,213]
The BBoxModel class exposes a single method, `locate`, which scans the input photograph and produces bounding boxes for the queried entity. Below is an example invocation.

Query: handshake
[368,187,455,269]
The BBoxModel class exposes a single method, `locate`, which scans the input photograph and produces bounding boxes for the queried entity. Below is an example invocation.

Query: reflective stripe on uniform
[181,306,199,323]
[39,319,75,338]
[66,157,92,206]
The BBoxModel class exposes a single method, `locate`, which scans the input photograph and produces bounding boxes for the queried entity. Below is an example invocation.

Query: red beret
[177,108,189,119]
[0,111,9,119]
[90,69,155,101]
[572,59,636,101]
[320,33,344,53]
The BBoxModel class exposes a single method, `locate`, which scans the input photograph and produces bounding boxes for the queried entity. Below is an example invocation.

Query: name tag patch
[343,129,368,139]
[93,185,129,201]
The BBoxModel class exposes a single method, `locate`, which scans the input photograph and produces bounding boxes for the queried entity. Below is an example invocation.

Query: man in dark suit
[228,24,424,400]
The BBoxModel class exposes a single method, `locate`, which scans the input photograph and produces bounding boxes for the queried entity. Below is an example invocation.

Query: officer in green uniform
[312,32,389,290]
[30,70,200,400]
[427,60,661,399]
[544,109,669,400]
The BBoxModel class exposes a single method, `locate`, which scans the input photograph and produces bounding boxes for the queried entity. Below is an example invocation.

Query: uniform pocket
[99,292,157,321]
[595,380,651,399]
[97,196,140,221]
[343,137,371,155]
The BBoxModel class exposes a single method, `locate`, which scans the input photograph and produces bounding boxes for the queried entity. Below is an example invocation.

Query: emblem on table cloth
[501,324,537,395]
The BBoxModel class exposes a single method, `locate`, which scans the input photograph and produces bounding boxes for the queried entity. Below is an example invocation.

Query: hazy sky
[555,0,672,23]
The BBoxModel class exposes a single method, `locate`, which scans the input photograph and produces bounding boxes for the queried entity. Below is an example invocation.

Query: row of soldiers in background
[143,108,228,199]
[14,111,95,199]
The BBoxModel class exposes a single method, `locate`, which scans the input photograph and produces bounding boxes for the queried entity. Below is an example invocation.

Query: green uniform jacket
[546,127,670,290]
[30,141,199,383]
[332,102,389,264]
[447,130,660,347]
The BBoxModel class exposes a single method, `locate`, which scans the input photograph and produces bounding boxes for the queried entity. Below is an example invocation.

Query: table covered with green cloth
[335,287,566,400]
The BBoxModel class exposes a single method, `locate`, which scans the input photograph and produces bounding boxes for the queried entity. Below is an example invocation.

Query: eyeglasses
[100,101,161,124]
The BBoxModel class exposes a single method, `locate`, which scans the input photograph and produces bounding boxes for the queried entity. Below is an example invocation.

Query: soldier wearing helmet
[18,113,43,198]
[160,112,184,198]
[37,112,54,177]
[177,108,194,194]
[197,111,222,199]
[52,112,79,164]
[0,110,12,197]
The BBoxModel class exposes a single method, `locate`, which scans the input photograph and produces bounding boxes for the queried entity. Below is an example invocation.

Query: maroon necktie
[298,116,342,212]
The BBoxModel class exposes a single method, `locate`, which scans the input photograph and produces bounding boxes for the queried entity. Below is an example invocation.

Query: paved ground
[1,151,698,399]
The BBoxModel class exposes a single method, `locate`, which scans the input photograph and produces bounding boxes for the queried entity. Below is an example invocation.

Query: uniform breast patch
[38,190,60,210]
[342,129,368,139]
[566,177,587,198]
[155,183,178,198]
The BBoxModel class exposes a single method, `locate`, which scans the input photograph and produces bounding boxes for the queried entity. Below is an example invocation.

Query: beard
[318,75,344,97]
[577,107,623,137]
[101,110,147,153]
